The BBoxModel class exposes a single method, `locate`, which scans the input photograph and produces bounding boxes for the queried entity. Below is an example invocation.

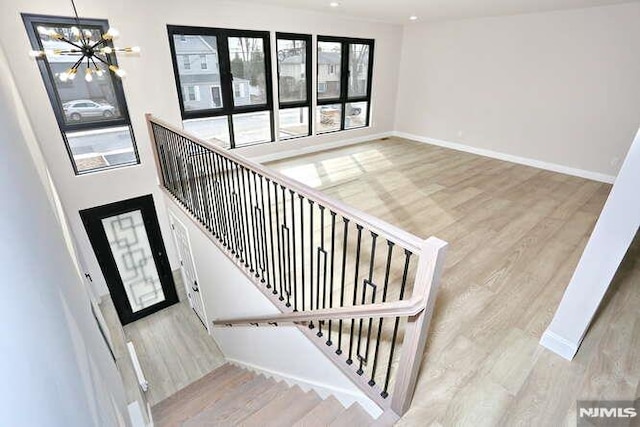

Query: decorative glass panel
[101,210,165,312]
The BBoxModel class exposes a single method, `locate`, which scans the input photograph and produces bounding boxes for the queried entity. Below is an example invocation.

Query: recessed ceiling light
[409,15,418,21]
[330,2,340,7]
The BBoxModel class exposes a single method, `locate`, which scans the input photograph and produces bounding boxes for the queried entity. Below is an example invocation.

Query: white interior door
[169,213,208,330]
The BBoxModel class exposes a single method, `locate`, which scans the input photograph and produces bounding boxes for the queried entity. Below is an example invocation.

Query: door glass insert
[101,210,165,312]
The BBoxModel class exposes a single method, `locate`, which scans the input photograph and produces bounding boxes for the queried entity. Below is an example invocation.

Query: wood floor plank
[268,137,639,426]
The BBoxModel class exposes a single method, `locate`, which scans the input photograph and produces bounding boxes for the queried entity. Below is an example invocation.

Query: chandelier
[29,0,139,82]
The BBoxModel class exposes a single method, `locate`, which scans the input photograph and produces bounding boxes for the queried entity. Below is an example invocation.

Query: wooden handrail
[212,297,427,326]
[145,114,423,253]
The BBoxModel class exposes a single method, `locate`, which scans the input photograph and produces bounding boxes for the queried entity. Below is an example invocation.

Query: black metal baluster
[308,200,315,329]
[240,166,255,272]
[218,154,235,254]
[211,153,229,248]
[169,131,186,203]
[253,172,266,282]
[200,147,214,233]
[258,174,269,285]
[357,232,378,375]
[266,179,277,291]
[227,157,243,258]
[369,241,394,387]
[381,249,413,399]
[347,225,363,365]
[281,185,291,306]
[336,217,349,356]
[154,127,172,194]
[327,211,337,346]
[273,181,283,297]
[290,190,298,311]
[151,125,169,190]
[316,206,327,337]
[299,195,305,311]
[204,151,220,239]
[245,168,257,273]
[198,147,213,233]
[166,128,180,199]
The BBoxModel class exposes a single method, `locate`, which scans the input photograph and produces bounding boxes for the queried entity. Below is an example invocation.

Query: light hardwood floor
[266,137,640,426]
[102,273,226,407]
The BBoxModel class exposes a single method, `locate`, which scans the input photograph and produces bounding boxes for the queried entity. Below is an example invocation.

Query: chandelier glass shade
[29,0,139,82]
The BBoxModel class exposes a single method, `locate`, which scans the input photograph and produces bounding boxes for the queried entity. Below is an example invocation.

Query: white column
[541,126,640,360]
[0,46,128,425]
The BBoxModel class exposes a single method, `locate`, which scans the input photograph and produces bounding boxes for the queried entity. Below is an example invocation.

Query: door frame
[168,210,209,332]
[80,195,179,325]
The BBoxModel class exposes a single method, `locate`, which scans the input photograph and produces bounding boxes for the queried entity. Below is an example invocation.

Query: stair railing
[145,114,448,418]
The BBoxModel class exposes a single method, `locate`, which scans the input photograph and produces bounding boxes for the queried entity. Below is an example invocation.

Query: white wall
[165,200,381,416]
[0,0,402,296]
[541,126,640,360]
[0,43,128,427]
[395,3,640,179]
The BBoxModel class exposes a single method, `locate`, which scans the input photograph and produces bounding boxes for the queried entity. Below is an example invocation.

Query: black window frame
[276,32,313,140]
[167,25,275,149]
[317,36,375,134]
[22,13,139,175]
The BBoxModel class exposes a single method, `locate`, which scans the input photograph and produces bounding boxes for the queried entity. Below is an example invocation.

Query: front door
[81,195,178,325]
[169,212,208,330]
[210,86,222,108]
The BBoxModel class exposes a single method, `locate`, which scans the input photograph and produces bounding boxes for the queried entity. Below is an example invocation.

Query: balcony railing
[146,114,448,418]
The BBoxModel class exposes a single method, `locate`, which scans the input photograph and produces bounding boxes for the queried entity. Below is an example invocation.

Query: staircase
[152,363,377,426]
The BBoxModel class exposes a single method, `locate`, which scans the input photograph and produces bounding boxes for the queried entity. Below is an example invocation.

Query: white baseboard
[539,330,579,360]
[248,132,394,164]
[226,358,383,419]
[393,131,616,184]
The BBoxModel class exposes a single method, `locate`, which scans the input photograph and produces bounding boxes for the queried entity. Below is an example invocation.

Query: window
[183,55,191,70]
[317,36,374,134]
[23,14,139,174]
[185,86,200,101]
[277,33,312,140]
[168,26,274,148]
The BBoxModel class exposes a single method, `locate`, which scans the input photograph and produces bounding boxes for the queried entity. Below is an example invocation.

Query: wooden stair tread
[329,403,374,427]
[152,364,254,426]
[292,396,345,427]
[183,375,288,426]
[239,386,322,427]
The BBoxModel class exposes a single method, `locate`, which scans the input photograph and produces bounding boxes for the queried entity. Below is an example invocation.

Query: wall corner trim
[393,132,617,184]
[539,330,579,361]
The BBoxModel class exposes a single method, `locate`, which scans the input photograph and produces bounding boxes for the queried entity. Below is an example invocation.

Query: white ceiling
[237,0,637,24]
